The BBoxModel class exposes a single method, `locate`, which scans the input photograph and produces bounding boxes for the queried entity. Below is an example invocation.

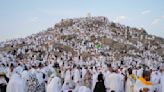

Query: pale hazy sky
[0,0,164,41]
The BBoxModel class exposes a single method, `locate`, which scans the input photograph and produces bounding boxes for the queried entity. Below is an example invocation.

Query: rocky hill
[0,16,164,65]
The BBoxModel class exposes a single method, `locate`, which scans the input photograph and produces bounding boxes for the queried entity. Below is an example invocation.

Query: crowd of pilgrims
[0,17,164,92]
[0,56,163,92]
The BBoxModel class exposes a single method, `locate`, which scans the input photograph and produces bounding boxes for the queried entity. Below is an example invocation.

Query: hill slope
[0,16,163,65]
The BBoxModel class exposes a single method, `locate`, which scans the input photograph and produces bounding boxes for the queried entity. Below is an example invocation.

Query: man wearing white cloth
[160,66,164,92]
[64,67,72,82]
[134,71,155,92]
[7,67,25,92]
[107,66,124,92]
[73,66,81,84]
[46,74,62,92]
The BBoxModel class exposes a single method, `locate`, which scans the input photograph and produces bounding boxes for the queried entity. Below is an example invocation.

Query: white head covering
[14,66,23,75]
